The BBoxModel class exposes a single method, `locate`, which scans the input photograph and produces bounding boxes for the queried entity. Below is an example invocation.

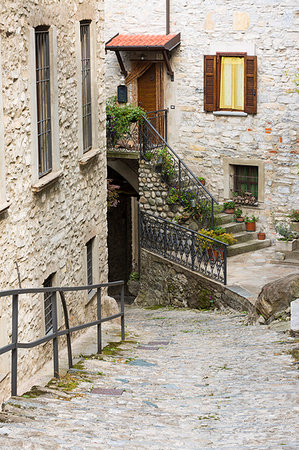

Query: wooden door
[137,64,157,112]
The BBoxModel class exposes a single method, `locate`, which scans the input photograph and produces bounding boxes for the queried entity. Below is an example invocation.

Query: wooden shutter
[204,55,216,111]
[244,56,257,114]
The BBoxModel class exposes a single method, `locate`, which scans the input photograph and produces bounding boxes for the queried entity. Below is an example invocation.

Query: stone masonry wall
[136,249,255,314]
[105,0,299,236]
[0,0,110,402]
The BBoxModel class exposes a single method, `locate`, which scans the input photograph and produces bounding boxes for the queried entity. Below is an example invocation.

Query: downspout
[166,0,170,35]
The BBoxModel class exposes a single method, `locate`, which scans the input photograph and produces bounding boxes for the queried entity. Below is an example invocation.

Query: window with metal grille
[86,239,93,292]
[35,26,52,177]
[80,21,92,153]
[43,274,55,335]
[234,165,258,199]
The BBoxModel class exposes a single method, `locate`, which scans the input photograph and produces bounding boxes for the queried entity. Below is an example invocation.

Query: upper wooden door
[137,64,157,112]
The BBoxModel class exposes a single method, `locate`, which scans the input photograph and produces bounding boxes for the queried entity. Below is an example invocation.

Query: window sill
[79,148,100,167]
[0,200,10,215]
[213,111,248,117]
[32,170,63,193]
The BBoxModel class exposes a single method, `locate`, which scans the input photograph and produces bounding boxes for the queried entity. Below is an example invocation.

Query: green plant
[198,176,205,183]
[107,179,120,209]
[198,228,237,246]
[289,210,299,222]
[144,151,154,162]
[167,187,180,205]
[223,201,235,210]
[106,97,145,146]
[275,222,295,241]
[244,214,258,223]
[129,272,139,281]
[233,208,243,219]
[158,146,175,178]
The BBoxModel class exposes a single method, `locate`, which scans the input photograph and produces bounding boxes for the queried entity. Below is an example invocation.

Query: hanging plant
[107,179,120,209]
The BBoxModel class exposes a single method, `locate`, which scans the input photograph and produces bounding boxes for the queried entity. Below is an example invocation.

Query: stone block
[291,298,299,332]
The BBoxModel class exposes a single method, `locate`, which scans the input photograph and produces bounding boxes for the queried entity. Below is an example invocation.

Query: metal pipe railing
[0,280,125,397]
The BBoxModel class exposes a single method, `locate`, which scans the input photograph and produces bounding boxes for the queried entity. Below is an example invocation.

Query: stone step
[228,239,271,257]
[216,213,235,225]
[233,231,257,244]
[220,222,245,234]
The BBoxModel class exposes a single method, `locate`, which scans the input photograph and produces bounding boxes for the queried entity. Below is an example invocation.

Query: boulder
[256,273,299,322]
[101,295,120,323]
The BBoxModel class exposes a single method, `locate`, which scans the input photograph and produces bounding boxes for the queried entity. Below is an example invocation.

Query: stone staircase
[218,213,271,257]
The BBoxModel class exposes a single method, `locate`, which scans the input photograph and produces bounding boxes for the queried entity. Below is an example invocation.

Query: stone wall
[0,0,112,402]
[105,0,299,236]
[136,249,254,314]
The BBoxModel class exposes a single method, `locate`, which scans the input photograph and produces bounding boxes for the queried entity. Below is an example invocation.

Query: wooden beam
[162,50,174,81]
[115,51,128,78]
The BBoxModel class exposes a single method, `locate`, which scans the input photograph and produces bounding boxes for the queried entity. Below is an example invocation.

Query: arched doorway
[107,166,139,300]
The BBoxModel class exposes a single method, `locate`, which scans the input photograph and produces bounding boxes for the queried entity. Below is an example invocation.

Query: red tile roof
[106,34,180,50]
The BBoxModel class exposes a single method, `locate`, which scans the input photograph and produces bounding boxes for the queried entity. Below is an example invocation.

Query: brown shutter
[244,56,257,114]
[204,55,217,111]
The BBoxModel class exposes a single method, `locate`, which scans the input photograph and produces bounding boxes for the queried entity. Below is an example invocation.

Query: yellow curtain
[219,57,244,110]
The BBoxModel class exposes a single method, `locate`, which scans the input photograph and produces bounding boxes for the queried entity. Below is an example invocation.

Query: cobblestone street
[0,306,298,449]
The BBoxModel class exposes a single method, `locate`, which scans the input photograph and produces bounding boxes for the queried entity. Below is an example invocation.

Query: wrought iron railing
[106,109,168,151]
[140,211,227,285]
[0,280,125,397]
[139,116,218,229]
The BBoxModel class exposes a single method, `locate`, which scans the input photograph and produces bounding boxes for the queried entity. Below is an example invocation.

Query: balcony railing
[140,211,227,285]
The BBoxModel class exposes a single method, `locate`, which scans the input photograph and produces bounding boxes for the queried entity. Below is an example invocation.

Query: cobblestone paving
[0,306,298,449]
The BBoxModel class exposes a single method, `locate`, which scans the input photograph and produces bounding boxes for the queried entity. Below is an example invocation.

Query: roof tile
[106,34,178,48]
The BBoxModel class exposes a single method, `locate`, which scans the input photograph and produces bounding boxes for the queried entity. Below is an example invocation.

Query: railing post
[121,283,125,341]
[11,294,18,397]
[191,232,195,271]
[52,291,59,378]
[178,160,181,202]
[164,109,168,142]
[59,291,72,369]
[97,288,102,354]
[223,245,227,285]
[163,221,167,257]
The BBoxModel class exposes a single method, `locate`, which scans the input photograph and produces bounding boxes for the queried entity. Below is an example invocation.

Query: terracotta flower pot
[224,208,235,214]
[245,221,256,232]
[208,249,224,260]
[236,217,244,223]
[199,180,205,186]
[257,232,266,240]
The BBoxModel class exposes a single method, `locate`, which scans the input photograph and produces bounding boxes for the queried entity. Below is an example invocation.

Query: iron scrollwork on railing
[140,211,227,285]
[139,116,218,229]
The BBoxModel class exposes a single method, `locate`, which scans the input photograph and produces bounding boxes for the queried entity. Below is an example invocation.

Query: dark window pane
[234,165,258,199]
[43,274,55,334]
[86,239,93,291]
[80,21,92,153]
[35,28,52,177]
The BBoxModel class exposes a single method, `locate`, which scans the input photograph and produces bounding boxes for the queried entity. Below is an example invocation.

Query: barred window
[35,27,52,177]
[234,165,258,199]
[43,274,55,335]
[80,21,92,153]
[86,239,93,291]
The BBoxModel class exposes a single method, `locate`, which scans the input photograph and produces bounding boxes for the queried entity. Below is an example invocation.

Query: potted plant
[289,210,299,232]
[275,222,297,251]
[198,176,206,186]
[257,227,266,240]
[233,208,244,223]
[223,201,235,214]
[244,214,258,232]
[197,228,236,260]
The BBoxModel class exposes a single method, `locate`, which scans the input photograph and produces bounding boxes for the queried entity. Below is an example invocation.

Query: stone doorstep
[227,239,271,257]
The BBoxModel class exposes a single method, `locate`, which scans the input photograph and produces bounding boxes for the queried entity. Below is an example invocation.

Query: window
[43,274,56,334]
[0,37,8,212]
[35,27,52,177]
[80,21,92,153]
[234,165,258,199]
[86,238,93,291]
[204,54,257,113]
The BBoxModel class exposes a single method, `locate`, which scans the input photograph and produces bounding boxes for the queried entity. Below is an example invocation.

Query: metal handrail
[140,210,227,285]
[0,280,125,397]
[139,115,218,228]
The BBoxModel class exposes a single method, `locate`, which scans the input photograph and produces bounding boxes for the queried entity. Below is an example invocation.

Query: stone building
[0,0,109,402]
[105,0,299,236]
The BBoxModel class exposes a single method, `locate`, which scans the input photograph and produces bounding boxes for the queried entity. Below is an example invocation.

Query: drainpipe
[166,0,170,35]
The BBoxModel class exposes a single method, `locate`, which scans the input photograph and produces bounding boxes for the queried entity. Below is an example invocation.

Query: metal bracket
[115,51,128,78]
[162,50,174,81]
